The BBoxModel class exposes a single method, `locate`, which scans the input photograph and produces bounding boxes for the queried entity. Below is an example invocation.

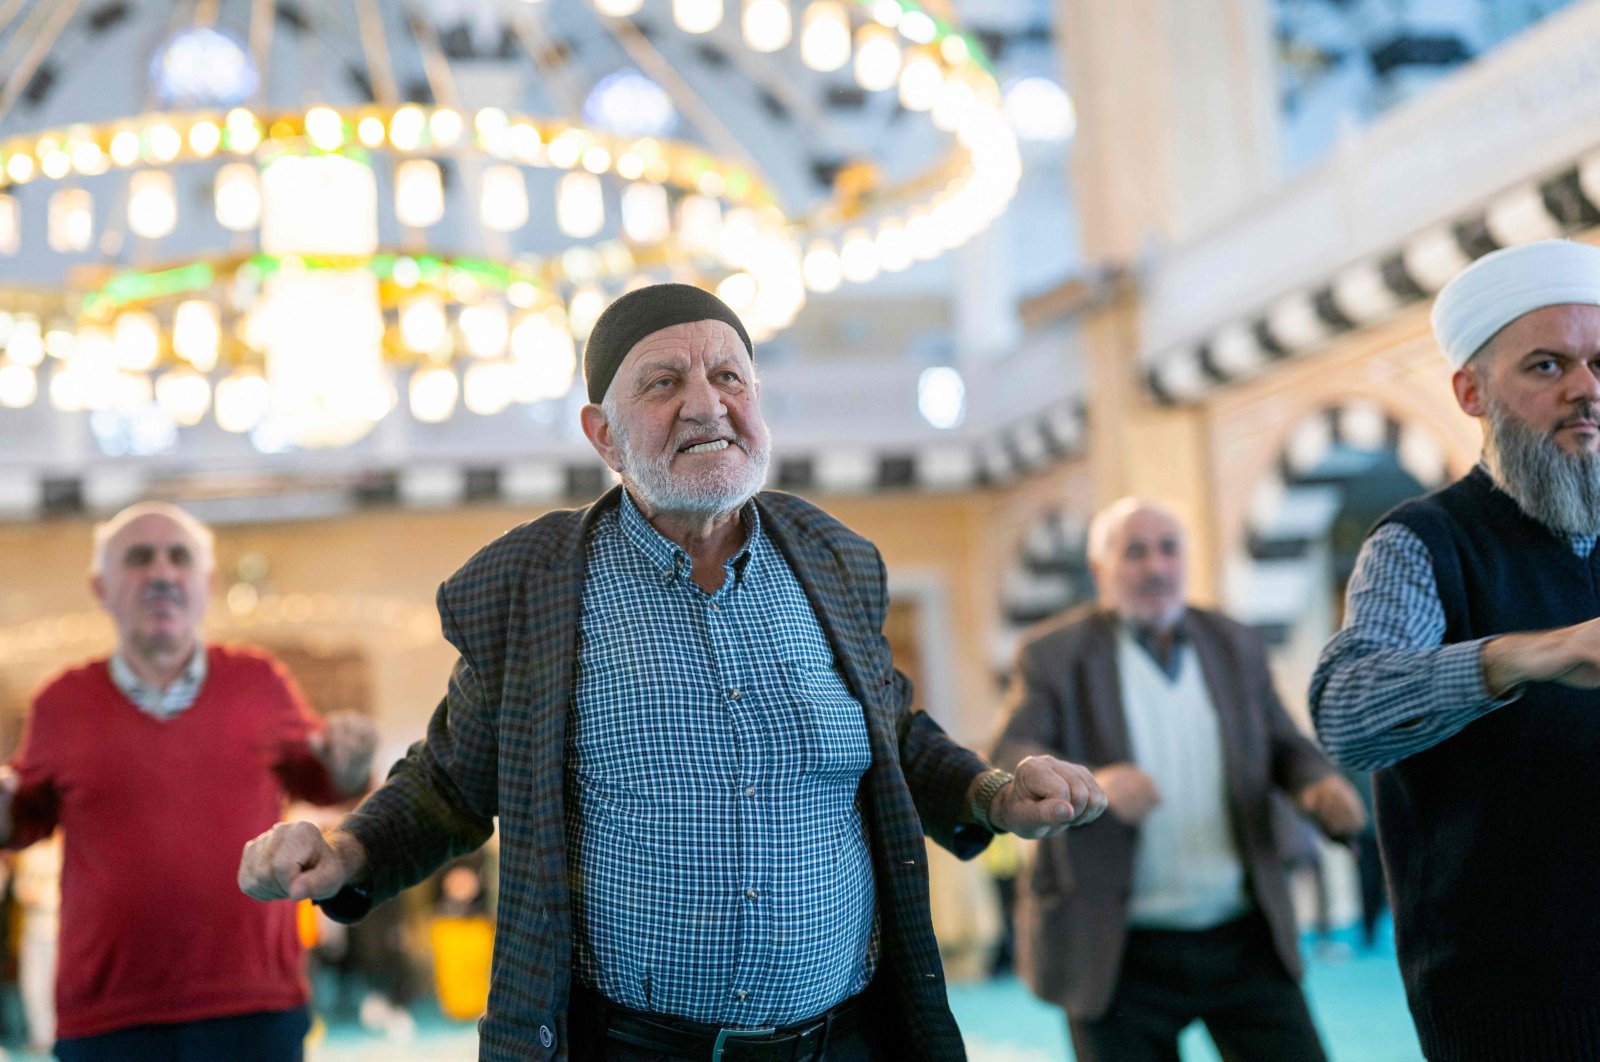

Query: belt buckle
[711,1025,776,1062]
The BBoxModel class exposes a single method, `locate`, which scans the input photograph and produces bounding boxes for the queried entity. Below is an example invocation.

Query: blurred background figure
[992,499,1364,1062]
[0,503,376,1062]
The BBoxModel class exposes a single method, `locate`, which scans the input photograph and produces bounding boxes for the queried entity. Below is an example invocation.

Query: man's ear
[580,404,623,472]
[1453,362,1488,418]
[89,574,106,606]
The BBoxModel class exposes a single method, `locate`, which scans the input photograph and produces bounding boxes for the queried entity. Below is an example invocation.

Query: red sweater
[9,645,343,1039]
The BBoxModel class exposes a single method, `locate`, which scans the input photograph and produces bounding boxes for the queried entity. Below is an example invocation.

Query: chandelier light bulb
[146,124,182,163]
[802,240,843,293]
[621,182,671,244]
[674,0,724,34]
[357,115,387,147]
[480,165,530,232]
[48,188,94,253]
[114,312,162,372]
[395,158,445,228]
[389,106,426,151]
[400,294,449,355]
[0,363,36,408]
[595,0,644,13]
[214,371,271,433]
[173,300,221,371]
[225,108,262,154]
[409,366,459,423]
[875,218,913,273]
[557,171,606,238]
[128,170,177,239]
[6,320,43,367]
[429,108,464,147]
[898,48,943,112]
[459,303,510,359]
[215,162,261,231]
[743,0,792,52]
[839,227,880,283]
[188,120,222,157]
[155,369,212,426]
[801,2,851,71]
[854,23,901,92]
[0,194,18,255]
[304,106,344,151]
[568,286,607,341]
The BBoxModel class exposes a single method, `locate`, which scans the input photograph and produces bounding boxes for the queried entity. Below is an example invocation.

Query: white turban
[1431,239,1600,368]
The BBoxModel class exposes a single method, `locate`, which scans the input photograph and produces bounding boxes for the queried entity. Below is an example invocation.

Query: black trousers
[1069,912,1327,1062]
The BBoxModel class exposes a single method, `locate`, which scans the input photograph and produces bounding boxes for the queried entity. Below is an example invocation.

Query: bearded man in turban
[237,283,1107,1062]
[1311,238,1600,1061]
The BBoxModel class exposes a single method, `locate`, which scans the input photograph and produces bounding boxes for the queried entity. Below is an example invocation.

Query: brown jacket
[990,605,1334,1020]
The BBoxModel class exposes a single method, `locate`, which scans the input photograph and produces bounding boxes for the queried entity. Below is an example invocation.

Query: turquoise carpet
[285,922,1423,1061]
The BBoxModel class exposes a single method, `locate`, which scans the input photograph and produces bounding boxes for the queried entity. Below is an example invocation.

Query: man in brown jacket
[992,498,1364,1062]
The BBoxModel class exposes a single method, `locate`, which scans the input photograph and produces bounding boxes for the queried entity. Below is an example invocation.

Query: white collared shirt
[109,643,208,720]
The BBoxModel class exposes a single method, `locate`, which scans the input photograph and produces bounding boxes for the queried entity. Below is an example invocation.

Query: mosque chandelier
[0,0,1019,449]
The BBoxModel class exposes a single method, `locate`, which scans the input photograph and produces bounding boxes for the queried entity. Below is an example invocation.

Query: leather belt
[569,983,868,1062]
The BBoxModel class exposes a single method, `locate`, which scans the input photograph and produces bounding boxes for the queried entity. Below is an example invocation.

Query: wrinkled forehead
[1113,508,1186,552]
[616,319,750,376]
[107,514,204,560]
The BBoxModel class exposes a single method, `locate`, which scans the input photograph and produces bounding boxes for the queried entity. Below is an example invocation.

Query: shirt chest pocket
[775,660,871,780]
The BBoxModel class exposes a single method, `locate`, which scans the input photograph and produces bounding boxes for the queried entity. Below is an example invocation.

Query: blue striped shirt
[565,491,877,1026]
[1310,504,1597,771]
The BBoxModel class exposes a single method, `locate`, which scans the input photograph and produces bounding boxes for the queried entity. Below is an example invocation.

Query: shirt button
[709,602,720,612]
[728,687,741,700]
[733,989,749,1001]
[538,1024,554,1048]
[744,785,757,797]
[745,887,758,900]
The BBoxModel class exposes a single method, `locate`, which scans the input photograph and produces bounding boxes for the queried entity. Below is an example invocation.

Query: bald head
[1087,498,1188,630]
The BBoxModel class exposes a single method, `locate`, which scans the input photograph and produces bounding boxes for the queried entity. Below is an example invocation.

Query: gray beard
[613,419,771,520]
[1483,396,1600,535]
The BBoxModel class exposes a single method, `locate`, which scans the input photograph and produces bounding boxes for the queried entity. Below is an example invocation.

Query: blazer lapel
[1084,610,1135,764]
[1186,611,1252,812]
[758,499,889,723]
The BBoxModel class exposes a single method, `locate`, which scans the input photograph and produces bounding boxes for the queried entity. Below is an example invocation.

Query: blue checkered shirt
[565,492,877,1027]
[1310,509,1597,771]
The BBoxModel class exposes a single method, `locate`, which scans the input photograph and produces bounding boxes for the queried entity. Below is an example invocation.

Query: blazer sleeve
[858,547,991,858]
[990,635,1072,770]
[327,563,510,918]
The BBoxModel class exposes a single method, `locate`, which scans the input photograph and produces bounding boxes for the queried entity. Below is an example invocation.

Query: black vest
[1379,466,1600,1060]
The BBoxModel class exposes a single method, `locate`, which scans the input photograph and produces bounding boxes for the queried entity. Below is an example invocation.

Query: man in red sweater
[0,501,377,1062]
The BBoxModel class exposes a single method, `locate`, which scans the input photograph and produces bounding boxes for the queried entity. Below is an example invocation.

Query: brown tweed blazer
[339,487,991,1060]
[990,605,1335,1021]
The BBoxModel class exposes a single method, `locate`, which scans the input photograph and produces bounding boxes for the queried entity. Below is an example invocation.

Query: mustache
[1135,575,1178,596]
[141,581,185,605]
[1557,402,1600,429]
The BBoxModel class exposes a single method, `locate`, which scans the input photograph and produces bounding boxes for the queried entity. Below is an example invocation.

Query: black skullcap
[583,283,754,403]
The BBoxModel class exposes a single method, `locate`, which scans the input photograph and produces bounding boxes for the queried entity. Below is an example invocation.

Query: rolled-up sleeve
[1309,522,1518,771]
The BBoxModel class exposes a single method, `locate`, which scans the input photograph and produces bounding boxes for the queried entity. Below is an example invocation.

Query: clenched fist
[238,821,366,903]
[987,755,1109,838]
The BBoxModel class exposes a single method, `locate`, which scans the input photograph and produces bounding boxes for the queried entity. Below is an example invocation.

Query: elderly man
[1311,238,1600,1060]
[0,502,376,1062]
[992,498,1363,1062]
[238,283,1106,1062]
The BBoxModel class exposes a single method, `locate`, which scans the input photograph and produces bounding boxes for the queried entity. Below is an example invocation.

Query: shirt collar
[1118,613,1189,681]
[109,642,208,720]
[616,489,761,586]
